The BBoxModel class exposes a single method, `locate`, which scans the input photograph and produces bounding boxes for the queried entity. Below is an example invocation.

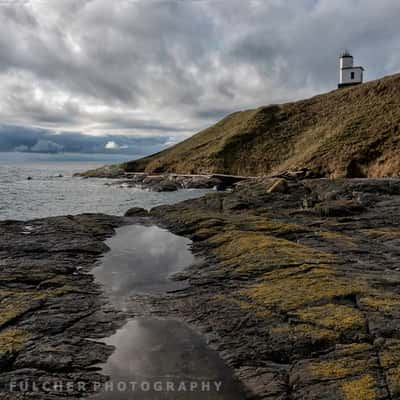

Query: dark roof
[341,66,365,71]
[340,50,353,58]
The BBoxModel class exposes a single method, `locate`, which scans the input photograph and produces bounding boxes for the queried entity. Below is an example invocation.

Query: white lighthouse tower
[338,51,364,88]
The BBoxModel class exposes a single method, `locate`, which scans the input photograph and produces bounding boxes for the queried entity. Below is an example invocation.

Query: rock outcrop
[0,214,127,399]
[148,177,400,400]
[78,171,247,191]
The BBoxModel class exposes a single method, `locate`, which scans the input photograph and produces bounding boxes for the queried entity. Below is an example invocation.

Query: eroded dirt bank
[148,178,400,400]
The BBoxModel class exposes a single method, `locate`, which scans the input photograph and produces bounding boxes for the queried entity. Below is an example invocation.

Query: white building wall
[340,56,353,69]
[340,68,363,85]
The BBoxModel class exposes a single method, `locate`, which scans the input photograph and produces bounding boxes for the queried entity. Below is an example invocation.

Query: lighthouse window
[351,72,355,80]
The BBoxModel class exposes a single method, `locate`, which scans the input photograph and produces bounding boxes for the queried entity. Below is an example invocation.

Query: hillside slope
[108,73,400,178]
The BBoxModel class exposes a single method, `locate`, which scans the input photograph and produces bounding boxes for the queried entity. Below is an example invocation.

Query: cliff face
[122,73,400,178]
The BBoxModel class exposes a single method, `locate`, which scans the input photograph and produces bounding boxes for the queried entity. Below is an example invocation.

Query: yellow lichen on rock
[242,265,364,312]
[362,228,400,238]
[341,375,376,400]
[162,207,220,230]
[0,328,30,355]
[230,215,307,236]
[270,322,338,343]
[386,367,400,396]
[193,227,221,241]
[208,230,335,275]
[310,359,353,380]
[0,285,85,329]
[379,340,400,397]
[309,344,375,381]
[295,304,365,333]
[359,294,400,313]
[0,290,45,328]
[380,340,400,368]
[318,230,357,249]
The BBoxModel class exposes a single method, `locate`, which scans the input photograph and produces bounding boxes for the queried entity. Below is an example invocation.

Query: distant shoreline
[0,151,137,163]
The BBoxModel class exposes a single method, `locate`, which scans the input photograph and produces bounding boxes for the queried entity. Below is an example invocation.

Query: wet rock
[311,199,366,217]
[152,181,180,192]
[124,207,149,217]
[76,168,247,192]
[74,164,125,178]
[0,214,128,398]
[182,176,222,189]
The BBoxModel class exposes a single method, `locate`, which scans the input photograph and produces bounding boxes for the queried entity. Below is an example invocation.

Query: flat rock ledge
[0,214,131,400]
[146,178,400,400]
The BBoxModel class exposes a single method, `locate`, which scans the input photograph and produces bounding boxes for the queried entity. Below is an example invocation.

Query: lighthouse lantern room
[338,51,364,88]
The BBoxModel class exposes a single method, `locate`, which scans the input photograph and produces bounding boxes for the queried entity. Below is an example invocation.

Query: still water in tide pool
[90,225,245,400]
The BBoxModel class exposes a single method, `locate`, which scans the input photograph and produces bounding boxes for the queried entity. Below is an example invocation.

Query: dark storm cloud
[0,125,168,155]
[0,0,399,154]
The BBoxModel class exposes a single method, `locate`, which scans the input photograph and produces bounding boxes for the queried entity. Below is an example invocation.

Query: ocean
[0,153,210,221]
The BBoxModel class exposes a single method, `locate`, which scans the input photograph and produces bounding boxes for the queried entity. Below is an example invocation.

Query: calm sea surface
[0,153,210,221]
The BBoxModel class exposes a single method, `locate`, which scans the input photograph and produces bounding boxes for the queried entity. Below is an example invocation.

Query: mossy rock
[267,178,288,194]
[341,375,377,400]
[240,264,364,312]
[379,339,400,397]
[0,329,30,368]
[293,304,366,338]
[208,230,336,277]
[0,290,46,328]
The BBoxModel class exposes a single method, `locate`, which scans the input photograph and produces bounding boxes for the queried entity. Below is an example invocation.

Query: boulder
[267,178,288,194]
[124,207,149,217]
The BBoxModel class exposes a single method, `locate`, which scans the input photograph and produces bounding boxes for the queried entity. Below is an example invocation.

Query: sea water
[0,153,210,221]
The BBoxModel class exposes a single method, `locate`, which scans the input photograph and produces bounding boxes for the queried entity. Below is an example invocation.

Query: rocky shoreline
[2,177,400,399]
[75,168,249,192]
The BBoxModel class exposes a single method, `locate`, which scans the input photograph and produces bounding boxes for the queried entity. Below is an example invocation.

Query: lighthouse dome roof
[340,50,353,58]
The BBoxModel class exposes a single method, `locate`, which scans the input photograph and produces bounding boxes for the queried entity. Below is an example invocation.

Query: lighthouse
[338,51,364,88]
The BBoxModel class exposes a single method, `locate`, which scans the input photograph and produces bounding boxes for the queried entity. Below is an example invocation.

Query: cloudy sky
[0,0,400,155]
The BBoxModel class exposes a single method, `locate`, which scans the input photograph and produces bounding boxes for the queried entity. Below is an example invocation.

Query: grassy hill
[96,73,400,178]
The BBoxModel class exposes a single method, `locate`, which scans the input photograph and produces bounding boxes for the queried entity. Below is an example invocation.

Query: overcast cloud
[0,0,399,154]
